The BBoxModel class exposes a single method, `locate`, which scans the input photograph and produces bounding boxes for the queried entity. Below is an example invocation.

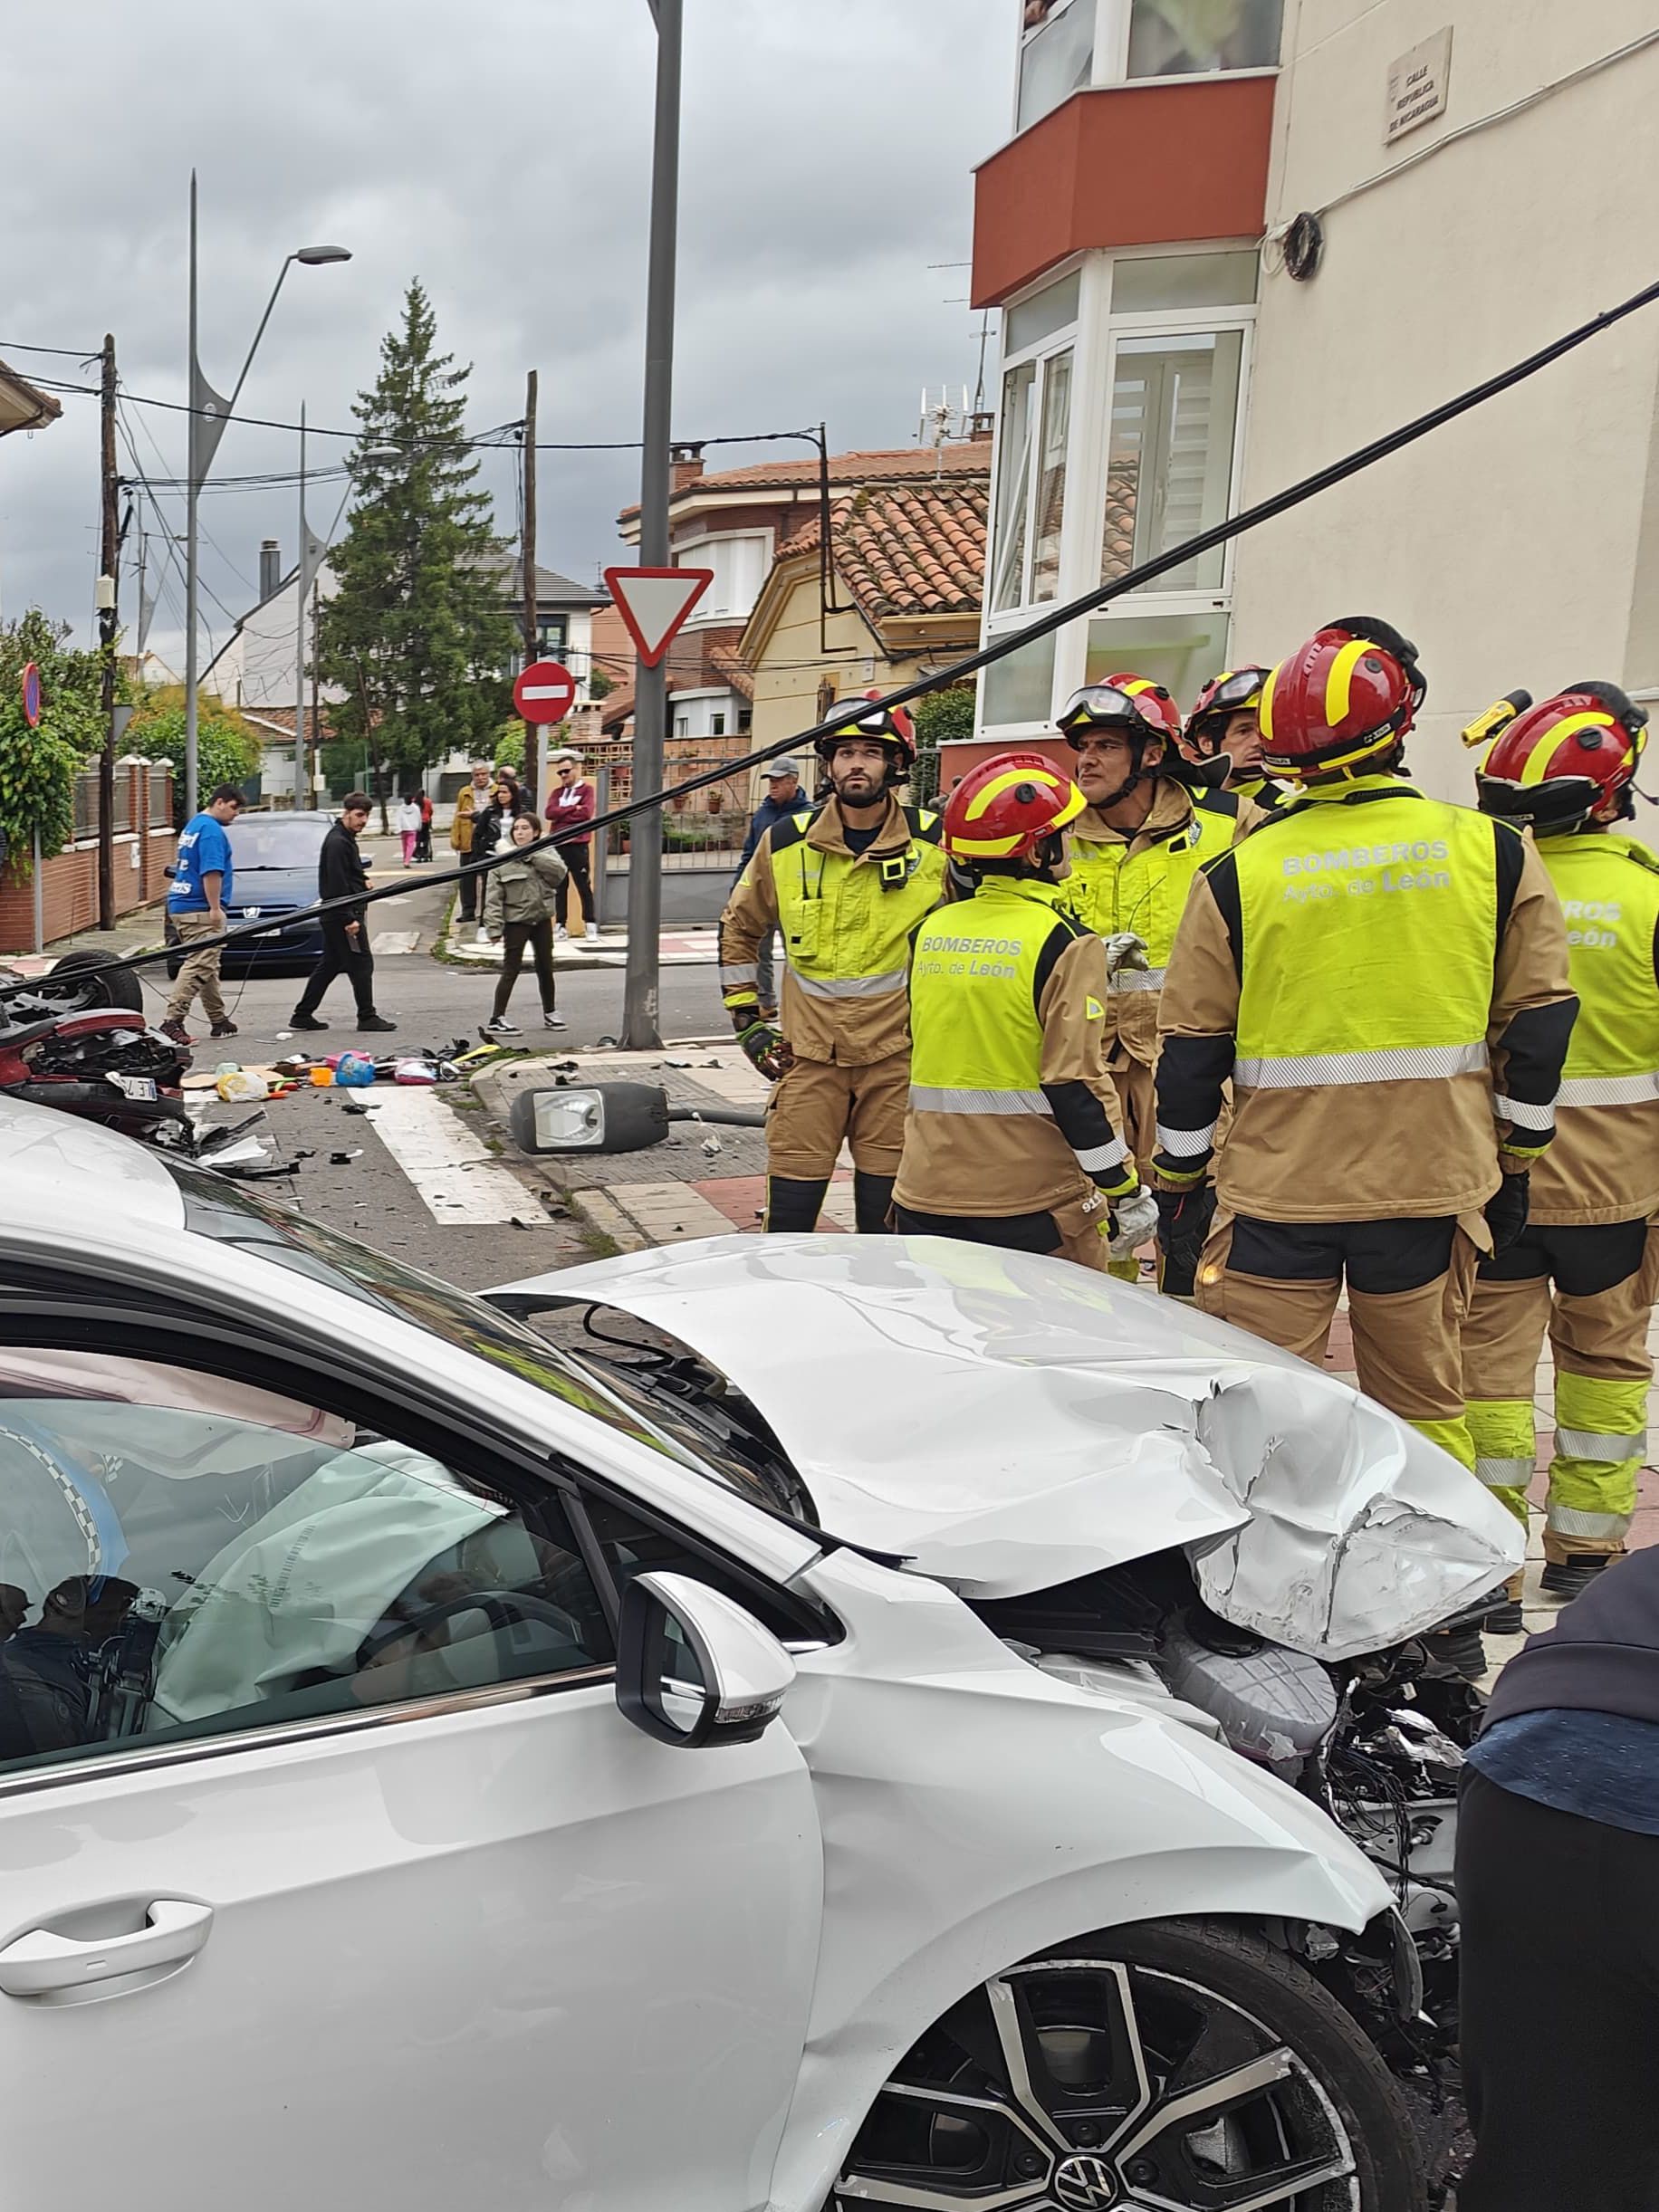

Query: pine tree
[319,281,517,805]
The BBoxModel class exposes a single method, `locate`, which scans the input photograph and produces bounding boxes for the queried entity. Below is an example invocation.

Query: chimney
[967,409,995,443]
[669,440,705,492]
[260,540,282,598]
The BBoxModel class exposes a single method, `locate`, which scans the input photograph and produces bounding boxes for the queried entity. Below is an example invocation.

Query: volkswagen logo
[1052,2154,1119,2210]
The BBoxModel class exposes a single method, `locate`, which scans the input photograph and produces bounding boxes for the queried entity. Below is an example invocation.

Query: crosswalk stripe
[360,1087,553,1226]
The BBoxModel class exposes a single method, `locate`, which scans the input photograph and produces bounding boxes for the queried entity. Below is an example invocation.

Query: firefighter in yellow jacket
[1465,683,1657,1622]
[896,752,1156,1268]
[1057,672,1261,1285]
[1153,617,1577,1477]
[718,701,945,1233]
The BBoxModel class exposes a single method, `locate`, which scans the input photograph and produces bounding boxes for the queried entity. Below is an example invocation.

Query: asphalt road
[150,861,727,1291]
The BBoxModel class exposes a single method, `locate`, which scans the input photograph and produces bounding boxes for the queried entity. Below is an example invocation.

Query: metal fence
[67,761,174,844]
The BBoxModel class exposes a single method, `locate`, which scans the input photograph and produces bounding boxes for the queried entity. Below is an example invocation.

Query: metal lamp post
[620,0,683,1050]
[184,172,350,816]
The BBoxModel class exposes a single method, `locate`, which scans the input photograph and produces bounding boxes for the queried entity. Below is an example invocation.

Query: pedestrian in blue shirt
[162,784,242,1043]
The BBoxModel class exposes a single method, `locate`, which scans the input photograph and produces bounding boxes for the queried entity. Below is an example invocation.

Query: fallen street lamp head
[294,244,352,265]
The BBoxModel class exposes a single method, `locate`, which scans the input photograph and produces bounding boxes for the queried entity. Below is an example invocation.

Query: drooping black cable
[10,273,1656,997]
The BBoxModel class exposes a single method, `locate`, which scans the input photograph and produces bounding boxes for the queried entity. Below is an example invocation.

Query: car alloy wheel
[835,1924,1412,2211]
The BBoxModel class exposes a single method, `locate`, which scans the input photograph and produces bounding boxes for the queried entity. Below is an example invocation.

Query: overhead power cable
[11,273,1657,994]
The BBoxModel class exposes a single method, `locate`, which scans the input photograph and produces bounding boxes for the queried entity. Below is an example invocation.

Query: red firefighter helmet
[1056,674,1182,753]
[1184,666,1270,756]
[1258,617,1426,780]
[1476,684,1648,831]
[942,752,1085,865]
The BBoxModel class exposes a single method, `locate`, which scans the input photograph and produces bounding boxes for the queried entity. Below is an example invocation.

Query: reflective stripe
[1476,1456,1535,1489]
[908,1085,1051,1116]
[1109,967,1166,993]
[1156,1120,1218,1158]
[1547,1503,1632,1537]
[1233,1041,1489,1089]
[1493,1093,1556,1133]
[719,963,759,988]
[1556,1070,1659,1107]
[1073,1137,1130,1173]
[792,969,907,1001]
[1554,1426,1647,1461]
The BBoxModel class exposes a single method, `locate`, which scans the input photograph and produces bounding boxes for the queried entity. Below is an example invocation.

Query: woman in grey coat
[482,814,569,1031]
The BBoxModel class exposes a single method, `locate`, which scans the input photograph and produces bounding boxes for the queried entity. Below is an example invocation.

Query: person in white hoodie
[396,794,422,866]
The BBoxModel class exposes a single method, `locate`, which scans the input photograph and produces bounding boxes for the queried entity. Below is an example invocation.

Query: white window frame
[1011,0,1281,136]
[671,528,775,628]
[985,257,1084,620]
[978,244,1258,739]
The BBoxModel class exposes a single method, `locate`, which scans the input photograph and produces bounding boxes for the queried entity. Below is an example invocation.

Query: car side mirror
[616,1571,794,1748]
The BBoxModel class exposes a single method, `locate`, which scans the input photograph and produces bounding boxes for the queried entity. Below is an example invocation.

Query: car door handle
[0,1900,214,1999]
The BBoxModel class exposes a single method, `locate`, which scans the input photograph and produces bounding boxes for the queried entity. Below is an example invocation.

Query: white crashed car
[0,1104,1482,2212]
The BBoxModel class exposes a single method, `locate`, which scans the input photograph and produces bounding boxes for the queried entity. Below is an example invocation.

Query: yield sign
[604,565,712,667]
[513,658,577,724]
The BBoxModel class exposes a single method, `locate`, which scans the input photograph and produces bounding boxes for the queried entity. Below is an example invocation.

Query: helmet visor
[1057,685,1147,734]
[1202,669,1264,716]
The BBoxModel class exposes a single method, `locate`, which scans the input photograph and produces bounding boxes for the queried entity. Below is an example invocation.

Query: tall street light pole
[292,404,331,809]
[184,172,350,817]
[620,0,683,1049]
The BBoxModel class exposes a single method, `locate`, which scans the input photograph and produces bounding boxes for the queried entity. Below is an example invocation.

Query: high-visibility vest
[1542,832,1659,1106]
[1231,780,1505,1090]
[1069,786,1240,997]
[908,877,1076,1106]
[769,806,945,1000]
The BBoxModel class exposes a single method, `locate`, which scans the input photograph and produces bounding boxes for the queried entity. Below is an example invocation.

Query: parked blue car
[164,810,332,979]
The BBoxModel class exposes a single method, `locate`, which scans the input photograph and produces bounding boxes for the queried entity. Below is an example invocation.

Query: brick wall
[0,761,177,953]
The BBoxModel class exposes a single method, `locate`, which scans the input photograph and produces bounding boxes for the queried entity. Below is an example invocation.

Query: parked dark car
[164,811,332,979]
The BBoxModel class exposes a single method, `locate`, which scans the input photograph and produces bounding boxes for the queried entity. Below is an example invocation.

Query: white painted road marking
[360,1087,553,1226]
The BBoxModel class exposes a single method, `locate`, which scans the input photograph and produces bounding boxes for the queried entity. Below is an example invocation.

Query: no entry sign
[513,659,577,724]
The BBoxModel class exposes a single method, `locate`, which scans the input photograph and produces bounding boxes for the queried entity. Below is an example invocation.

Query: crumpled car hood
[492,1234,1524,1661]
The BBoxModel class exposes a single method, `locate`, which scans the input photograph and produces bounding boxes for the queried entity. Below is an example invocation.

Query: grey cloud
[5,0,1007,662]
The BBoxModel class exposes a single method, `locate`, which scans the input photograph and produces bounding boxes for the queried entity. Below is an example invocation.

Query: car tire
[832,1916,1426,2212]
[43,948,145,1013]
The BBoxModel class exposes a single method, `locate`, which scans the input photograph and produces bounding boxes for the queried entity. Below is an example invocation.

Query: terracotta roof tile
[708,644,754,700]
[778,479,989,621]
[621,441,993,522]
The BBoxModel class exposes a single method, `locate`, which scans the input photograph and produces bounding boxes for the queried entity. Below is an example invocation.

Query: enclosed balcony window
[992,343,1075,612]
[1101,328,1243,594]
[1017,0,1095,130]
[1126,0,1281,79]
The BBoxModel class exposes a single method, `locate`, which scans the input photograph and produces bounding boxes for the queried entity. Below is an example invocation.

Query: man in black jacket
[1457,1545,1659,2208]
[291,796,396,1033]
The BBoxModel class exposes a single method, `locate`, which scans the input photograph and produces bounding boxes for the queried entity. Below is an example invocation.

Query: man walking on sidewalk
[161,783,242,1045]
[291,795,396,1034]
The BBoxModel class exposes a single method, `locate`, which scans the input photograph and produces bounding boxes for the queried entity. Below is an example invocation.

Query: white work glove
[1102,931,1150,982]
[1106,1184,1159,1258]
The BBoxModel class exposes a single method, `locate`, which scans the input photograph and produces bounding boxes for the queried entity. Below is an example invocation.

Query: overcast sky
[4,0,1012,670]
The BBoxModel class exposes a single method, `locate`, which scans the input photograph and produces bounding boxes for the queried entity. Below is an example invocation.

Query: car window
[160,1164,708,1478]
[580,1491,828,1649]
[228,818,328,870]
[0,1351,612,1779]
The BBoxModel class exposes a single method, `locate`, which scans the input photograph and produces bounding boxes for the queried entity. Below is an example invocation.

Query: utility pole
[293,403,308,809]
[522,369,540,798]
[621,0,683,1049]
[97,332,120,931]
[311,579,322,809]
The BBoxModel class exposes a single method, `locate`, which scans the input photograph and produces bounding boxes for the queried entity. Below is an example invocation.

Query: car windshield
[158,1162,755,1495]
[229,818,328,871]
